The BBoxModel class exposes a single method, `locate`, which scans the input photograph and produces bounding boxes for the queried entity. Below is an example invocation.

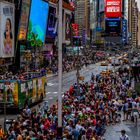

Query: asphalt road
[0,62,108,127]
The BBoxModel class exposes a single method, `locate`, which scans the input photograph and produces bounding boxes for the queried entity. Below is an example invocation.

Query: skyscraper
[128,0,139,47]
[74,0,90,43]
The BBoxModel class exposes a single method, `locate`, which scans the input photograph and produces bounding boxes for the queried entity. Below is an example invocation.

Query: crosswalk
[46,91,58,95]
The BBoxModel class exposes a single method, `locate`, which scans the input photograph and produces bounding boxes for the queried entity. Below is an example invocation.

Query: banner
[37,77,45,98]
[0,82,18,106]
[46,6,57,42]
[0,2,15,58]
[18,0,31,40]
[65,13,71,40]
[27,0,49,43]
[99,0,105,12]
[0,83,4,103]
[105,0,122,17]
[19,81,27,108]
[122,19,127,43]
[32,78,37,102]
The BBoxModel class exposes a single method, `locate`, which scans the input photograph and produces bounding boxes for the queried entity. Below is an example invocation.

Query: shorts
[133,112,139,118]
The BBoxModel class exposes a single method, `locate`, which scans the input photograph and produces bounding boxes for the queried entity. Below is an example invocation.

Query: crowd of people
[0,49,107,82]
[49,49,106,74]
[0,65,139,140]
[0,68,46,81]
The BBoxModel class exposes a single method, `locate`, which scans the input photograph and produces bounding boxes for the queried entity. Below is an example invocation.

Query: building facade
[138,11,140,47]
[128,0,139,47]
[74,0,90,45]
[90,0,97,44]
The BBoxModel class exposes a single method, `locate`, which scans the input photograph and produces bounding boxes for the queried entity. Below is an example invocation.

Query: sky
[136,0,140,10]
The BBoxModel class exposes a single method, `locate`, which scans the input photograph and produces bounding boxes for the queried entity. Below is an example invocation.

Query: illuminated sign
[105,18,121,36]
[27,0,49,43]
[105,0,122,17]
[46,6,57,42]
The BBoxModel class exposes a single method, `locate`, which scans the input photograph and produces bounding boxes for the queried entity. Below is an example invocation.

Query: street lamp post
[76,47,80,95]
[4,83,6,132]
[57,0,63,139]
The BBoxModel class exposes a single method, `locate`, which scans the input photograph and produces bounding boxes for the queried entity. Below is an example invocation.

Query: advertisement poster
[18,0,31,40]
[0,2,15,58]
[0,83,4,103]
[32,79,37,100]
[65,13,71,40]
[122,19,127,43]
[37,77,45,98]
[19,82,27,108]
[105,0,122,17]
[46,6,57,41]
[99,0,105,12]
[4,82,18,106]
[105,18,121,36]
[28,0,49,43]
[27,80,33,104]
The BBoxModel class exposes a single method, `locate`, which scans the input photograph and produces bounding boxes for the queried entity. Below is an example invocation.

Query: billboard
[122,19,127,43]
[105,18,121,36]
[46,6,57,41]
[27,0,49,43]
[18,0,31,40]
[99,0,105,12]
[65,13,71,40]
[0,2,15,58]
[105,0,122,17]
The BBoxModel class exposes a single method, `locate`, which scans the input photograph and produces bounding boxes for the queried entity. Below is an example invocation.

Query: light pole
[4,83,6,132]
[57,0,63,139]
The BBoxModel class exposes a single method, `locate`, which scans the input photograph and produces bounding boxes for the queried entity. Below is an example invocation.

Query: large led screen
[46,6,57,40]
[27,0,49,42]
[105,18,121,36]
[105,0,122,18]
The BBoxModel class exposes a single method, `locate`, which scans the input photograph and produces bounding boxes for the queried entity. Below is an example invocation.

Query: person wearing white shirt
[120,129,129,140]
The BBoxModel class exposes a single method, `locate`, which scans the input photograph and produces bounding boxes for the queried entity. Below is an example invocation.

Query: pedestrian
[0,125,4,139]
[120,129,129,140]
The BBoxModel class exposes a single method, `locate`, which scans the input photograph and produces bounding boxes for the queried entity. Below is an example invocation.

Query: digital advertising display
[122,19,127,43]
[27,0,49,43]
[18,0,31,40]
[105,18,121,36]
[46,6,57,41]
[0,2,15,58]
[105,0,122,17]
[99,0,105,12]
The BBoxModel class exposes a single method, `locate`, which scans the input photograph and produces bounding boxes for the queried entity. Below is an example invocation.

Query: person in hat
[120,129,129,140]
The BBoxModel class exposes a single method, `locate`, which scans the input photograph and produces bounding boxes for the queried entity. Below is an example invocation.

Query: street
[1,62,140,139]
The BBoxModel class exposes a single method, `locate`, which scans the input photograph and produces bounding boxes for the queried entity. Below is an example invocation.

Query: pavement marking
[46,92,51,94]
[53,92,58,94]
[49,97,53,100]
[47,82,55,86]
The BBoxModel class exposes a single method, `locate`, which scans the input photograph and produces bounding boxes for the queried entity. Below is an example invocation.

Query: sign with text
[105,18,121,36]
[105,0,122,17]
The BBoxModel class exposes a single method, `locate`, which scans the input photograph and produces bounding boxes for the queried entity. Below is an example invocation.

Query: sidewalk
[105,116,140,140]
